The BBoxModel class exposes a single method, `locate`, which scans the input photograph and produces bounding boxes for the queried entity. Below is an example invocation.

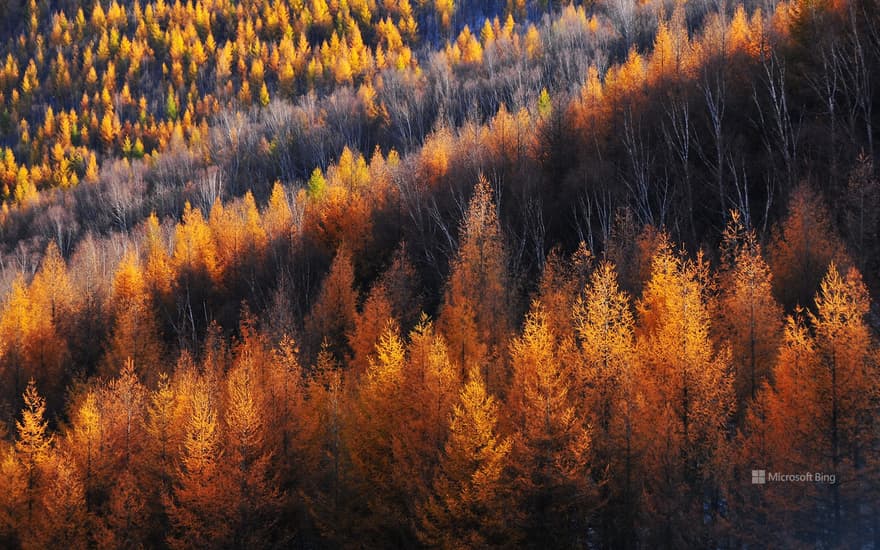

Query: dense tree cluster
[0,0,879,547]
[0,182,877,547]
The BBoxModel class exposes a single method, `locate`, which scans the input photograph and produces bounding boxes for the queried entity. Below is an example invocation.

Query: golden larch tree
[718,213,783,413]
[66,390,103,510]
[419,367,514,548]
[345,321,414,545]
[144,212,174,298]
[299,345,352,544]
[636,238,734,546]
[102,251,165,381]
[172,201,220,284]
[32,454,89,550]
[439,176,511,394]
[506,301,594,547]
[304,245,358,362]
[574,261,644,549]
[769,183,847,308]
[15,379,54,539]
[0,446,27,546]
[166,381,232,549]
[223,356,284,547]
[749,264,878,545]
[348,280,395,377]
[394,316,460,518]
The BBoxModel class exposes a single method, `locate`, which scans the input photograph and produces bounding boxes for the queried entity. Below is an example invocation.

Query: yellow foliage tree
[102,251,165,381]
[636,238,734,545]
[15,379,54,535]
[439,177,510,394]
[457,26,482,64]
[647,19,676,86]
[144,212,174,298]
[574,261,643,548]
[304,246,358,361]
[173,201,220,283]
[418,367,514,547]
[344,321,413,543]
[32,455,89,550]
[262,182,293,241]
[348,281,394,376]
[0,244,72,402]
[166,382,232,549]
[718,213,783,412]
[506,302,594,546]
[222,358,283,547]
[742,264,878,545]
[769,184,847,308]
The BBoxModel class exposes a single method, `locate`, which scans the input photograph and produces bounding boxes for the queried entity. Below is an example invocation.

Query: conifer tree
[637,238,734,546]
[718,213,783,413]
[439,177,510,394]
[574,261,644,548]
[300,345,351,544]
[223,358,284,547]
[304,246,358,362]
[103,251,164,381]
[348,281,394,376]
[507,302,594,547]
[166,382,231,549]
[345,321,414,545]
[0,447,26,546]
[35,454,89,550]
[769,184,847,308]
[15,379,54,537]
[745,264,879,546]
[419,367,514,548]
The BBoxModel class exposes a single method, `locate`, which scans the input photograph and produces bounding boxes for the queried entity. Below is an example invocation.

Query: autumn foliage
[0,0,879,547]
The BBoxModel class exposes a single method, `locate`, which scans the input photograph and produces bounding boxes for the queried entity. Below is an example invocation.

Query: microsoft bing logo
[752,470,766,484]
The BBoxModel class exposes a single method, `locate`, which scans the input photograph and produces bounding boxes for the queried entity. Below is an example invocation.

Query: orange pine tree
[418,367,514,548]
[574,261,643,548]
[636,238,734,546]
[439,176,511,394]
[166,381,232,549]
[745,264,878,545]
[304,246,358,361]
[718,213,783,413]
[506,301,594,546]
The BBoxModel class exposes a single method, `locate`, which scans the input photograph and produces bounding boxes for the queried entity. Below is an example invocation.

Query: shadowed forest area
[0,0,879,547]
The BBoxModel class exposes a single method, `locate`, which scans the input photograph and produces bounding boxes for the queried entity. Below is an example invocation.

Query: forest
[0,0,878,547]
